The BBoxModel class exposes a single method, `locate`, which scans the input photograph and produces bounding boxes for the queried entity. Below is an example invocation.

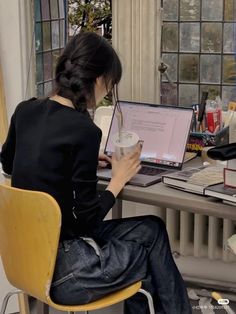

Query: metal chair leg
[0,289,22,314]
[138,288,155,314]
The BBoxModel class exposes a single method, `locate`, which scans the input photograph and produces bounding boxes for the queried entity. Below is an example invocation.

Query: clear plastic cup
[112,131,139,160]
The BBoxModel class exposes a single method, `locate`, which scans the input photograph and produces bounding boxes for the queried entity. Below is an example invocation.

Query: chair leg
[18,293,30,314]
[0,289,22,314]
[138,288,155,314]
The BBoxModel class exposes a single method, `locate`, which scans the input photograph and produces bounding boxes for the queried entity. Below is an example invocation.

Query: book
[224,167,236,188]
[223,199,236,206]
[162,165,224,195]
[205,183,236,204]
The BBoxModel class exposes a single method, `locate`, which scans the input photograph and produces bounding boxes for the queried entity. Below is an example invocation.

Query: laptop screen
[104,101,193,169]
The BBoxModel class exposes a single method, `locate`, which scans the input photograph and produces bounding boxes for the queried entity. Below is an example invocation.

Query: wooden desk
[98,163,236,222]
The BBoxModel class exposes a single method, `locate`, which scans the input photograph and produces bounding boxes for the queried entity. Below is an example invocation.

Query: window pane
[180,23,200,52]
[163,0,178,21]
[60,19,65,47]
[224,0,236,21]
[50,0,59,19]
[58,0,65,18]
[179,84,199,106]
[223,55,236,84]
[200,55,221,83]
[52,21,60,49]
[42,22,51,50]
[202,0,223,21]
[35,0,41,22]
[200,85,221,100]
[162,23,178,52]
[36,53,43,83]
[43,52,52,81]
[222,86,236,103]
[201,23,222,53]
[37,84,44,96]
[179,54,199,83]
[162,54,178,82]
[52,49,60,76]
[224,23,235,53]
[44,81,53,96]
[35,22,42,52]
[180,0,200,21]
[41,0,50,20]
[161,83,178,105]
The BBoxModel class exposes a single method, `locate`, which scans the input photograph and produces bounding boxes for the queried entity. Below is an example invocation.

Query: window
[161,0,236,108]
[34,0,67,96]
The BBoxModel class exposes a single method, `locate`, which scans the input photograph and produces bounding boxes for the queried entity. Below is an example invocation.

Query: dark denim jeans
[50,215,192,314]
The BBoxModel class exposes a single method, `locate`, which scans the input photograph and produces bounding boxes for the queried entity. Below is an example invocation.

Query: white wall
[0,1,34,312]
[0,0,35,121]
[112,0,161,104]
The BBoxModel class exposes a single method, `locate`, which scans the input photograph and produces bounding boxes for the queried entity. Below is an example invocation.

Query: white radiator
[120,202,236,290]
[154,207,236,290]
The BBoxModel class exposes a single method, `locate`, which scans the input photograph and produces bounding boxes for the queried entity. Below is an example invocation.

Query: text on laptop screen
[105,102,193,168]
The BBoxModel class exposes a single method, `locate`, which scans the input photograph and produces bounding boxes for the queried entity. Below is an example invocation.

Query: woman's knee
[143,215,166,230]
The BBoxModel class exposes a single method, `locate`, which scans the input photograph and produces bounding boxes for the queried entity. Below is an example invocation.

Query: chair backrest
[0,184,61,304]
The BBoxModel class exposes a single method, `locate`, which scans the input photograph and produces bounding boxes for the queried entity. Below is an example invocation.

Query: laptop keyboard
[138,166,165,176]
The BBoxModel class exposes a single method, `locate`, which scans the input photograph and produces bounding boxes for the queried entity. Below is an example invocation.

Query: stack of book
[205,183,236,205]
[162,165,224,195]
[204,159,236,205]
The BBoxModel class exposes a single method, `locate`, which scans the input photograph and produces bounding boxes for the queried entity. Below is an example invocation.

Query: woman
[0,32,191,313]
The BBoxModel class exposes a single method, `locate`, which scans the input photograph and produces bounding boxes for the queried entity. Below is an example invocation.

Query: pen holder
[187,126,229,155]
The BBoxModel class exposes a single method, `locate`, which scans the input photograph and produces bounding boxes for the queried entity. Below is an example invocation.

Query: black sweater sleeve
[71,126,115,232]
[0,112,16,175]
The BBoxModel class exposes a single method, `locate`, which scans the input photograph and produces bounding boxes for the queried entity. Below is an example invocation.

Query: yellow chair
[0,184,155,314]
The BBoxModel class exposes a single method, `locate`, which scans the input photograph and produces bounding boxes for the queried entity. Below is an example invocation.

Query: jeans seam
[51,273,74,287]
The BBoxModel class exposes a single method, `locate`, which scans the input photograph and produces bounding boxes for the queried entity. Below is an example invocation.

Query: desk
[98,159,236,292]
[98,171,236,222]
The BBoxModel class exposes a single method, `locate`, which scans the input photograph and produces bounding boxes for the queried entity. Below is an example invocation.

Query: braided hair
[55,31,122,112]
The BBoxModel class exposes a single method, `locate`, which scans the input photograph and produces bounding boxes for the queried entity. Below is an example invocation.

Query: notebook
[97,101,193,186]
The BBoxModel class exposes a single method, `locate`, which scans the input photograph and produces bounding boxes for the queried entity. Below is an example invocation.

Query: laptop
[97,101,193,186]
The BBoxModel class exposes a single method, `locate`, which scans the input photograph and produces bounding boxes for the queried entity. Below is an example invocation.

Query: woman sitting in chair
[0,32,191,314]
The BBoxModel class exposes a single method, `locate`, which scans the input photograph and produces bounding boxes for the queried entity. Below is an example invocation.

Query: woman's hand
[98,153,112,168]
[106,143,142,197]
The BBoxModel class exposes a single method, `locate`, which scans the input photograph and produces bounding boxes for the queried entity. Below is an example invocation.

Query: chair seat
[47,281,142,311]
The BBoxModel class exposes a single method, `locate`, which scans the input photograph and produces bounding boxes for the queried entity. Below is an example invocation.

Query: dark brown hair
[55,31,122,112]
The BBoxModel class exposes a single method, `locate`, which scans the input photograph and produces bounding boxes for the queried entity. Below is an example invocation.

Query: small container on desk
[187,126,229,155]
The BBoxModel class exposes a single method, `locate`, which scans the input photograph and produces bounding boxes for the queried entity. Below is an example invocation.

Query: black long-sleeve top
[0,98,115,240]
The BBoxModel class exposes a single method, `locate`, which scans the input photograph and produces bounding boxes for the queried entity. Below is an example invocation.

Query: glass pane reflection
[223,55,236,84]
[179,54,199,83]
[162,54,178,82]
[161,83,178,105]
[162,23,178,51]
[202,0,223,21]
[201,23,222,53]
[180,0,200,21]
[179,84,199,106]
[163,0,178,21]
[200,55,221,84]
[180,23,200,52]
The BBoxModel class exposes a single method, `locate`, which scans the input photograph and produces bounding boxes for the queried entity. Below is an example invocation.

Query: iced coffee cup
[112,131,139,160]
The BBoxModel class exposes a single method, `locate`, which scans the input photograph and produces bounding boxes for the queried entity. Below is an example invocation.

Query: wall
[112,0,161,104]
[0,1,34,312]
[0,0,35,122]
